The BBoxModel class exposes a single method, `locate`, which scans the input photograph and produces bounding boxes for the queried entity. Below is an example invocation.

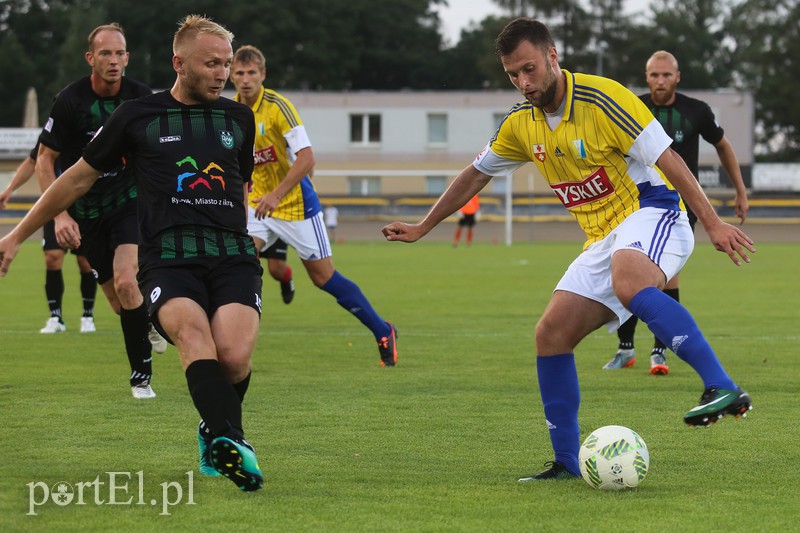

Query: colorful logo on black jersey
[674,130,684,143]
[175,156,226,192]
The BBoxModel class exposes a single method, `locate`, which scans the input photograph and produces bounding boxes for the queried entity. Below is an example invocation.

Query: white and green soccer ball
[579,425,649,490]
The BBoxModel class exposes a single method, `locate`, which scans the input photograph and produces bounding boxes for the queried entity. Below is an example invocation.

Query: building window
[350,114,381,144]
[348,176,380,195]
[427,113,448,144]
[426,175,447,195]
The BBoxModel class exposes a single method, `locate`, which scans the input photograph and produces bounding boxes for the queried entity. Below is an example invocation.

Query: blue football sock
[321,271,390,340]
[537,353,581,476]
[629,287,736,390]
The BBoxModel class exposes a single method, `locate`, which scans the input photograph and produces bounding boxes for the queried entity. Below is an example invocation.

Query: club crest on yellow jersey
[534,143,546,162]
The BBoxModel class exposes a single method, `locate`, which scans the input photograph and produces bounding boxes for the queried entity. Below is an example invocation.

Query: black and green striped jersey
[39,76,152,219]
[82,90,256,267]
[639,92,724,178]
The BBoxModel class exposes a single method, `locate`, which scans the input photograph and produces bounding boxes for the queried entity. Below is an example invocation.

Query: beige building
[1,88,754,199]
[270,88,754,197]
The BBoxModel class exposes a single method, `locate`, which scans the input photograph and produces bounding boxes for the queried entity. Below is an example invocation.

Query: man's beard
[530,63,558,109]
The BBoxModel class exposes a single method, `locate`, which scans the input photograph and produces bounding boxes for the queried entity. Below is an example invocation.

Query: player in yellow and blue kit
[383,18,755,480]
[231,45,398,366]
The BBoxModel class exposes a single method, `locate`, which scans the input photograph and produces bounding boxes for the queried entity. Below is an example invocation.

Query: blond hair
[173,14,234,55]
[646,50,679,70]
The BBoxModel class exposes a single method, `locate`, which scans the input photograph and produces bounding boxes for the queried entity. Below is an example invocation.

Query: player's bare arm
[656,148,755,265]
[0,156,36,209]
[383,165,491,242]
[254,147,315,219]
[35,144,60,192]
[713,137,750,224]
[36,143,82,249]
[0,157,100,275]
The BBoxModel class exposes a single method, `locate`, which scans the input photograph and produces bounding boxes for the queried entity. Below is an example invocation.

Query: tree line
[1,0,797,160]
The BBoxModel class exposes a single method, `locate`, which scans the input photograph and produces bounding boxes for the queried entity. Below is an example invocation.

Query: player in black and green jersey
[0,143,98,334]
[0,15,265,492]
[36,23,162,399]
[604,50,750,375]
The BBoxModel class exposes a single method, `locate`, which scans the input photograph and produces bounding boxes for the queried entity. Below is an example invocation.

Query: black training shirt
[639,92,725,178]
[82,90,256,267]
[39,76,152,219]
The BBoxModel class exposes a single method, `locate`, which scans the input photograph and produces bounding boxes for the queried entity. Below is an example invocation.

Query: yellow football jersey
[235,87,320,221]
[475,70,680,247]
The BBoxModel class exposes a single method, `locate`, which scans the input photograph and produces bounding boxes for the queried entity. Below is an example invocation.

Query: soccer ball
[579,425,649,490]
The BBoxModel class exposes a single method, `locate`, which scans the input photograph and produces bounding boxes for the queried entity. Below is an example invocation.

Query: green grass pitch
[0,238,797,532]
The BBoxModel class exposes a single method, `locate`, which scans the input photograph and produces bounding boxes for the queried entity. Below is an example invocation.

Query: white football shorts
[247,209,332,261]
[554,207,694,331]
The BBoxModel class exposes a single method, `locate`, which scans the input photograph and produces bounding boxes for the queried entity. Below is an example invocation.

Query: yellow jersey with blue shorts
[236,87,320,221]
[474,70,679,248]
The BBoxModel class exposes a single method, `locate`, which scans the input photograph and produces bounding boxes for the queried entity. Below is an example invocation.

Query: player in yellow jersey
[383,18,755,480]
[231,45,398,366]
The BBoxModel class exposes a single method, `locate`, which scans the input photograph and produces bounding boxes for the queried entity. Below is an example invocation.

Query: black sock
[185,359,243,438]
[120,303,153,386]
[232,371,251,403]
[617,315,638,349]
[198,420,213,438]
[45,269,64,320]
[198,372,251,439]
[653,288,681,353]
[80,271,97,317]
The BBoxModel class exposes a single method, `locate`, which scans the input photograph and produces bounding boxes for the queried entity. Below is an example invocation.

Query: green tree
[0,0,796,161]
[101,0,227,87]
[97,0,447,90]
[52,1,109,97]
[0,0,78,125]
[727,0,800,160]
[581,0,650,83]
[346,0,446,90]
[442,15,512,90]
[491,0,591,66]
[0,32,37,126]
[642,0,734,89]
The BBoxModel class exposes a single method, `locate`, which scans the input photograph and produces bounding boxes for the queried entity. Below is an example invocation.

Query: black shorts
[138,255,263,343]
[42,219,84,256]
[458,214,476,227]
[262,238,288,261]
[78,202,139,284]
